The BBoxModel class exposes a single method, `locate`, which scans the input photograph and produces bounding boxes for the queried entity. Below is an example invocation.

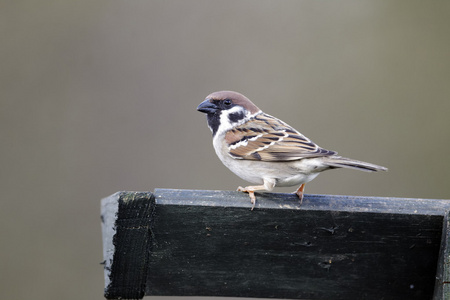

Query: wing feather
[225,113,336,161]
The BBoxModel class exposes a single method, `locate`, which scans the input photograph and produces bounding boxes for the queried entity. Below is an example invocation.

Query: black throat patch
[206,112,221,137]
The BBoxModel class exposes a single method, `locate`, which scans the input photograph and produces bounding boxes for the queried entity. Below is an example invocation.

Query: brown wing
[225,113,336,161]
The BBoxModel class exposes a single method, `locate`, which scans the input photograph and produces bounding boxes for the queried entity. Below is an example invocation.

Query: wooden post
[101,192,155,299]
[101,189,450,300]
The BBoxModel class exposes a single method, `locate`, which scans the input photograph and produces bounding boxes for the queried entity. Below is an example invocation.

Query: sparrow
[197,91,387,210]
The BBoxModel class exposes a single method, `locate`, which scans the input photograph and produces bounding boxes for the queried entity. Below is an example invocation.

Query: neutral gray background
[1,1,449,299]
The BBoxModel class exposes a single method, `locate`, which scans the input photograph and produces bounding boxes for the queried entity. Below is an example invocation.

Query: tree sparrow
[197,91,387,209]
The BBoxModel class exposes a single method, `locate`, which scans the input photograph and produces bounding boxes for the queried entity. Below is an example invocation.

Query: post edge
[433,210,450,300]
[101,192,121,295]
[101,191,156,300]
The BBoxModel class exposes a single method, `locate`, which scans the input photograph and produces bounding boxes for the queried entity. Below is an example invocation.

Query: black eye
[224,99,232,106]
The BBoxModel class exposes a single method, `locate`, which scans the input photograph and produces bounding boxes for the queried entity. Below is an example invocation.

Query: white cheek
[218,106,244,133]
[216,107,261,138]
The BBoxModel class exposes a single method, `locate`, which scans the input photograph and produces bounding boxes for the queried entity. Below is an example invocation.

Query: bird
[197,91,387,210]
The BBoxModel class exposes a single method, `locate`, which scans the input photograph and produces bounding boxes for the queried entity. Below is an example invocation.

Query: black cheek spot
[228,111,245,123]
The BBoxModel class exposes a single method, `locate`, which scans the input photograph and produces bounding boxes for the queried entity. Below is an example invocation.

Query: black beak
[197,100,218,114]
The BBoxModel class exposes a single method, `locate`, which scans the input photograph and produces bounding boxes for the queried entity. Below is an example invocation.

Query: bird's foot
[237,186,257,210]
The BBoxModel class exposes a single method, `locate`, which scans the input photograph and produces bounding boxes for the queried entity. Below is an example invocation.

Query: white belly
[213,136,323,187]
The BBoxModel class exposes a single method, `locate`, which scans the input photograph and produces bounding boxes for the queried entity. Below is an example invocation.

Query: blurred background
[1,1,449,299]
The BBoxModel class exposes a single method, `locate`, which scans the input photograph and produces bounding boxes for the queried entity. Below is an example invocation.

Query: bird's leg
[237,179,275,210]
[237,185,266,210]
[295,183,306,205]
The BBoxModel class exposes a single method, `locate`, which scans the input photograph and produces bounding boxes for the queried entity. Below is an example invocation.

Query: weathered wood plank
[101,189,450,300]
[433,211,450,300]
[150,189,443,299]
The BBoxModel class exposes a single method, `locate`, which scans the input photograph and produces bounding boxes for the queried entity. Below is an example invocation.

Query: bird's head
[197,91,260,136]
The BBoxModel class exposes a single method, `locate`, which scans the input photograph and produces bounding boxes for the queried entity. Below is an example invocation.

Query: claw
[295,183,306,205]
[248,191,256,210]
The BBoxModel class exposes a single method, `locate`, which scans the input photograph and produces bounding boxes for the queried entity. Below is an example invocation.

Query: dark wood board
[101,189,450,300]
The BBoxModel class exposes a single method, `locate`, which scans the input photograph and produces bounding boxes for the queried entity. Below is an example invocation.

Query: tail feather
[325,156,388,172]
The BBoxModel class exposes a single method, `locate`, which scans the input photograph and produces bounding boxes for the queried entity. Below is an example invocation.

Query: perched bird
[197,91,387,209]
